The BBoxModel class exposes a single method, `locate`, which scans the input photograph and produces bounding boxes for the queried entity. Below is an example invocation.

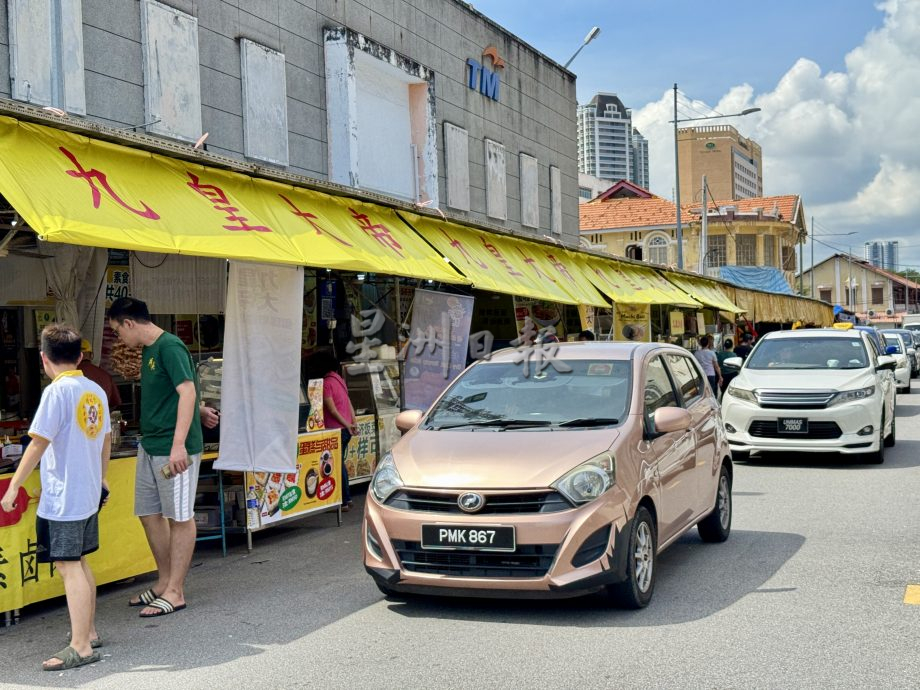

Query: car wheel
[884,413,896,448]
[698,465,732,543]
[607,506,656,609]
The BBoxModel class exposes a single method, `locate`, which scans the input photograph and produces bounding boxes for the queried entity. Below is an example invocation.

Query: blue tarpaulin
[719,266,795,295]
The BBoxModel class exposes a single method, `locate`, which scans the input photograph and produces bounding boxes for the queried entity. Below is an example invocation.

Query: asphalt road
[2,385,919,689]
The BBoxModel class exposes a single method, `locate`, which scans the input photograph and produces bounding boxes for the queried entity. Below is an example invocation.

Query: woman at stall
[305,351,357,511]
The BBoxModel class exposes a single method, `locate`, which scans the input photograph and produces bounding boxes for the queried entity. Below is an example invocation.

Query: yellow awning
[578,256,701,307]
[664,273,745,313]
[0,116,466,284]
[403,212,608,306]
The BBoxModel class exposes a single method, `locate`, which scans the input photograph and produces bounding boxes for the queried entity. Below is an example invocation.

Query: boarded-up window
[763,235,775,267]
[141,0,202,142]
[485,139,507,221]
[550,166,562,235]
[241,40,289,166]
[519,153,539,228]
[444,123,470,211]
[819,288,832,303]
[736,235,756,266]
[871,286,884,305]
[8,0,86,114]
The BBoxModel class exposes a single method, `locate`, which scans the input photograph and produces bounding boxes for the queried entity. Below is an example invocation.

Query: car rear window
[746,337,869,370]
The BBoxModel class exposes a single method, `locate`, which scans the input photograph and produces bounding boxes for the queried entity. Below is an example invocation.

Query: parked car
[880,333,912,392]
[721,326,897,464]
[364,342,733,608]
[880,329,919,378]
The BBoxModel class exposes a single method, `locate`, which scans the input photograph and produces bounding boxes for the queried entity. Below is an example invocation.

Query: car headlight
[552,452,616,505]
[726,385,757,403]
[827,386,875,407]
[370,452,404,503]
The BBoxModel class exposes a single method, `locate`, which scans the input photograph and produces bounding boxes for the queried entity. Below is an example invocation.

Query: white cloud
[633,0,920,268]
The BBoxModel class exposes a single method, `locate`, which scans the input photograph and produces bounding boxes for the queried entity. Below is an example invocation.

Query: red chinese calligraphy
[440,228,488,269]
[279,195,352,246]
[186,173,272,232]
[546,254,577,284]
[60,147,160,220]
[349,209,403,257]
[517,248,556,284]
[481,239,524,277]
[593,267,623,291]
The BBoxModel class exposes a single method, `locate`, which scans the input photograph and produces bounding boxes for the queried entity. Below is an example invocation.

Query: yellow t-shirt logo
[147,357,156,371]
[76,391,104,439]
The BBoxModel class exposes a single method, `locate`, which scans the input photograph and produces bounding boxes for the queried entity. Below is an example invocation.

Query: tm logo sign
[467,46,505,101]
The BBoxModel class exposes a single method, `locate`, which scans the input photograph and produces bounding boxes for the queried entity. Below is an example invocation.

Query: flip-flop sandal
[128,588,159,607]
[139,597,187,618]
[42,646,100,672]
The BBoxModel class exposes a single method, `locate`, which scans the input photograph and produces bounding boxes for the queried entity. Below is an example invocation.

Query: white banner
[130,253,227,315]
[215,262,303,472]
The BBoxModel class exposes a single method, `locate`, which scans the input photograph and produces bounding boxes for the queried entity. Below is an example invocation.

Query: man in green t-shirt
[108,297,210,618]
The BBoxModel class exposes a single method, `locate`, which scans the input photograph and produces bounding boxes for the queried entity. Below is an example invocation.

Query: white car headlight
[828,386,875,407]
[370,452,404,503]
[726,385,757,403]
[552,452,616,505]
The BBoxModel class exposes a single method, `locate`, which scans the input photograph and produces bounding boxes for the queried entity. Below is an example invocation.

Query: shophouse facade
[0,0,579,244]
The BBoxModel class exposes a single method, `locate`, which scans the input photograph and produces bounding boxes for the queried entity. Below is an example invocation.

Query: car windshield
[745,337,869,370]
[883,335,904,353]
[424,359,631,430]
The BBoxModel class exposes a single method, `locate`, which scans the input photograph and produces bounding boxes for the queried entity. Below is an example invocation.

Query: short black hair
[742,332,754,342]
[699,335,711,348]
[108,297,151,323]
[724,338,733,349]
[304,350,341,379]
[41,324,82,365]
[577,329,596,341]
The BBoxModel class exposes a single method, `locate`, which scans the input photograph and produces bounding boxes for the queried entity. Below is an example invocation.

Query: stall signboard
[403,289,474,411]
[1,458,155,614]
[306,378,325,432]
[105,266,130,306]
[345,413,378,481]
[245,429,342,530]
[696,313,707,336]
[33,309,59,341]
[669,311,686,336]
[614,303,651,342]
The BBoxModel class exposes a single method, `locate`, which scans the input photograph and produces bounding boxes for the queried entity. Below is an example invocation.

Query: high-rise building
[677,124,762,202]
[864,241,899,271]
[577,93,649,189]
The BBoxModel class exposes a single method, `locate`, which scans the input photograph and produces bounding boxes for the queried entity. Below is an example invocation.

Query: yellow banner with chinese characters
[663,274,744,313]
[0,116,465,284]
[403,213,608,306]
[0,456,155,614]
[579,256,702,306]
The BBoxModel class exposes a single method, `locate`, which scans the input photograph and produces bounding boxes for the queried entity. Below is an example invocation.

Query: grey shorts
[135,446,201,522]
[36,513,99,563]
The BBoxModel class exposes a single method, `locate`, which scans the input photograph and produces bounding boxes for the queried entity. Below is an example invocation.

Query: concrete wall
[0,0,579,244]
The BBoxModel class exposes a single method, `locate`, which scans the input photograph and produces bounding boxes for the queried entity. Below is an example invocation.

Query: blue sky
[472,1,920,274]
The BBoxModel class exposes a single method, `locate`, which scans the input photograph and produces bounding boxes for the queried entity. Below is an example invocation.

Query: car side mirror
[395,409,424,433]
[876,355,896,372]
[653,407,692,434]
[723,356,743,368]
[885,345,898,355]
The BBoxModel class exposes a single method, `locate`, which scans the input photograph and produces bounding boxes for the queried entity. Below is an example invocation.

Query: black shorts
[35,513,99,563]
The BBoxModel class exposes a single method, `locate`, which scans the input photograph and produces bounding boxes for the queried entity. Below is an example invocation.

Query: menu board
[344,413,378,481]
[245,429,342,529]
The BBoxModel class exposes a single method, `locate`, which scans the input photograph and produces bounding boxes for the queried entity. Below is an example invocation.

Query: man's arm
[1,435,50,512]
[101,431,111,489]
[169,380,196,474]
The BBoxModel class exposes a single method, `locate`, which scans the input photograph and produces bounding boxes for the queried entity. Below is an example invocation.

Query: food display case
[343,359,401,483]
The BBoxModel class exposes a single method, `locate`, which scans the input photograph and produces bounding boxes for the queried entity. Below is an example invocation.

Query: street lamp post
[671,86,760,269]
[563,27,600,70]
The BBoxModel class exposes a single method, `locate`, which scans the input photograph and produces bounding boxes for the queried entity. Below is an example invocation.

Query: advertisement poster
[345,413,378,481]
[696,313,707,336]
[403,289,474,411]
[512,297,564,338]
[1,458,155,613]
[614,303,651,342]
[669,311,686,336]
[245,430,343,529]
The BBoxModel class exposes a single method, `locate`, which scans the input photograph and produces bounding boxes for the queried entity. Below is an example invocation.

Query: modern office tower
[864,241,899,270]
[577,93,649,189]
[677,124,762,202]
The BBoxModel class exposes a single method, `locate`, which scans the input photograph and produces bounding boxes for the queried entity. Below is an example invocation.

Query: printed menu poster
[344,414,378,481]
[245,430,342,529]
[614,303,651,342]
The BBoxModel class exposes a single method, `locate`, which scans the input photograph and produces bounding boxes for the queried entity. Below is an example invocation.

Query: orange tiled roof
[688,195,800,223]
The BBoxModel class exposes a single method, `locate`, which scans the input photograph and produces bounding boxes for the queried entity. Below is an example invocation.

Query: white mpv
[721,328,897,464]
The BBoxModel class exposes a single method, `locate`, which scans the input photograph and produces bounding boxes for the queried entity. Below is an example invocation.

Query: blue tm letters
[466,59,500,101]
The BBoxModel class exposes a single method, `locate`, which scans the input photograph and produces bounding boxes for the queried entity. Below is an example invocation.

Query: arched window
[626,244,643,261]
[646,235,670,265]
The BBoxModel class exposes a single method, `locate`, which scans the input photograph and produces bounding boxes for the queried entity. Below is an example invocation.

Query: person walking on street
[716,338,738,396]
[306,351,358,511]
[108,297,202,618]
[1,325,111,671]
[693,335,722,395]
[734,332,755,360]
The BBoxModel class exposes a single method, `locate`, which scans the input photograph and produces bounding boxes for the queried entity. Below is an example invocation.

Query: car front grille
[748,420,842,439]
[754,390,836,409]
[385,490,573,514]
[392,540,558,578]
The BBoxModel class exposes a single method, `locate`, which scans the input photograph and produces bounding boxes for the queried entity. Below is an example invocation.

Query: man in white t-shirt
[1,325,111,672]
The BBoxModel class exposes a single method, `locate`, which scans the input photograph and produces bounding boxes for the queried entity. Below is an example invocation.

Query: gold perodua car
[364,342,732,607]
